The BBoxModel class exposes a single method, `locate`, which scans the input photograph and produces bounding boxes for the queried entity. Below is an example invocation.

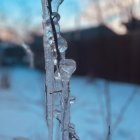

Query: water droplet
[60,59,76,74]
[52,12,60,23]
[58,36,68,53]
[59,59,76,81]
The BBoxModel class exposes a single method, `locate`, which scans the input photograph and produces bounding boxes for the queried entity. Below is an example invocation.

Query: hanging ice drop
[59,59,76,81]
[52,12,60,23]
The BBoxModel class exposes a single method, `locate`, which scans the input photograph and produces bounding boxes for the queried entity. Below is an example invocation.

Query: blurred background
[0,0,140,140]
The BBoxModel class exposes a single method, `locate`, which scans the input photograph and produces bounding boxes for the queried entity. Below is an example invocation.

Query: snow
[0,67,140,140]
[0,67,47,140]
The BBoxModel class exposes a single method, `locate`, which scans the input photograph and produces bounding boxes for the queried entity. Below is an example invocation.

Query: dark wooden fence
[1,25,140,84]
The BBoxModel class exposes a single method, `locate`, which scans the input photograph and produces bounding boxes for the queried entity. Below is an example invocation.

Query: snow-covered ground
[0,67,140,140]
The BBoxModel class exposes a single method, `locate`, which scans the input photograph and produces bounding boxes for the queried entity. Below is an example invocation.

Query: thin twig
[104,80,112,140]
[112,87,138,132]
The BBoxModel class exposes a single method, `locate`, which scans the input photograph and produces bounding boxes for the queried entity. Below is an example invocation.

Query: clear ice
[41,0,79,140]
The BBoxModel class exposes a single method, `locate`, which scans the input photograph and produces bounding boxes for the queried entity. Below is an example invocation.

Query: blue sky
[0,0,82,31]
[1,0,140,37]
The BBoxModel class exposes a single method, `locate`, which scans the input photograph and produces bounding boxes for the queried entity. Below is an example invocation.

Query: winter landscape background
[0,0,140,140]
[0,67,140,140]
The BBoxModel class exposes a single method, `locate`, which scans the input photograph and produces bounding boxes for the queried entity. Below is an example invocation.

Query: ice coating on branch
[59,59,76,81]
[51,0,64,12]
[53,71,63,92]
[60,59,76,75]
[53,59,57,65]
[51,12,61,33]
[52,12,60,23]
[41,0,79,139]
[54,70,61,80]
[55,24,60,33]
[45,29,55,46]
[58,36,68,53]
[46,18,51,26]
[54,109,61,120]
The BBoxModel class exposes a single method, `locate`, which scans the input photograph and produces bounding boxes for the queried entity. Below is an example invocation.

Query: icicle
[41,0,79,140]
[41,1,55,140]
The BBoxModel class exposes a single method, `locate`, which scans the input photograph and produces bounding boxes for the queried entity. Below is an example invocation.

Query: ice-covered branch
[41,0,79,140]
